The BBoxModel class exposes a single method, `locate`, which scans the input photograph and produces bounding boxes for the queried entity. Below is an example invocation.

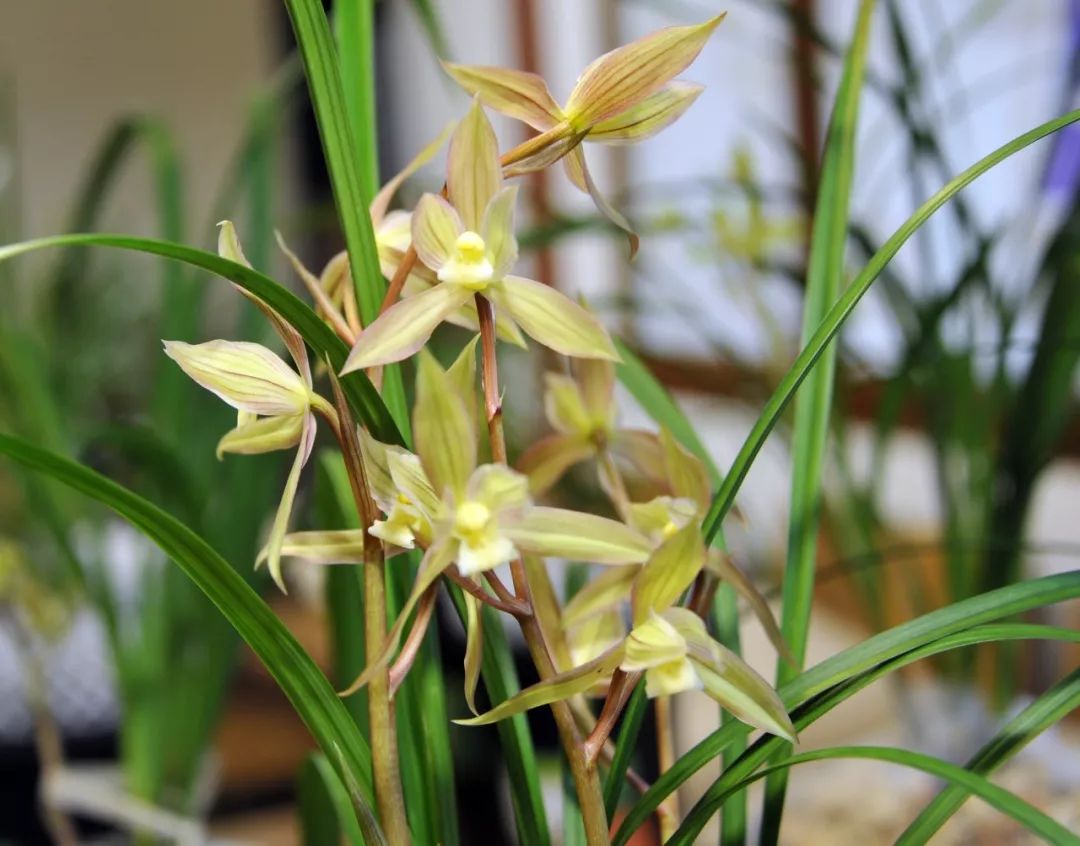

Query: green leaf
[762,3,876,841]
[897,666,1080,843]
[298,753,381,846]
[0,434,375,804]
[675,746,1080,846]
[0,234,403,446]
[603,681,647,821]
[700,107,1080,545]
[613,575,1080,846]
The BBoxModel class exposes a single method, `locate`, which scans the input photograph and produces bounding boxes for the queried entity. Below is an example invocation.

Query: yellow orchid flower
[164,222,336,593]
[340,100,618,372]
[443,15,725,254]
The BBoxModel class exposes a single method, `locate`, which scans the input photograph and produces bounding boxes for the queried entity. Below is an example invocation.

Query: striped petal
[447,98,502,231]
[340,283,471,372]
[412,193,463,273]
[587,81,703,144]
[442,62,562,131]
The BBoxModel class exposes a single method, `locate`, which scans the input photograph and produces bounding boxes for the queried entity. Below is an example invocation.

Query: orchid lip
[438,230,495,290]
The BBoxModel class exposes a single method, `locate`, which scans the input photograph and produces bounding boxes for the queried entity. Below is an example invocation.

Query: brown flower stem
[655,695,679,840]
[329,377,410,846]
[583,669,636,765]
[446,567,531,618]
[378,246,416,316]
[474,294,609,845]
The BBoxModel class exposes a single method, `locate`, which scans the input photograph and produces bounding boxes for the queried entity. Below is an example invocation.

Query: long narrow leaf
[701,108,1080,543]
[675,745,1080,845]
[613,576,1080,844]
[897,666,1080,843]
[762,4,876,842]
[0,434,376,802]
[0,234,402,446]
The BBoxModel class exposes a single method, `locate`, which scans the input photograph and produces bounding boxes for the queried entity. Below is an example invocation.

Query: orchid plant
[157,12,796,841]
[5,1,1080,844]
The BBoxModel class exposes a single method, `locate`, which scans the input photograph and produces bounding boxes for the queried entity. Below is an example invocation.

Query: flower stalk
[329,377,410,845]
[474,297,610,844]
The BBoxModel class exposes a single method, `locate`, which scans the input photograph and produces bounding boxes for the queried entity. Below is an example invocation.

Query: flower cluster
[164,13,793,743]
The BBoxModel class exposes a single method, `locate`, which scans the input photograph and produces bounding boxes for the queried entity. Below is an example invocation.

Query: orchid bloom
[163,222,336,593]
[444,15,724,254]
[273,345,653,695]
[340,99,618,372]
[516,357,669,494]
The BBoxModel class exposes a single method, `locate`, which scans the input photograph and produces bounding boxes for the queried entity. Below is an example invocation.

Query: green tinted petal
[562,565,636,627]
[620,612,687,672]
[631,523,706,625]
[261,415,316,593]
[502,507,651,564]
[587,81,703,144]
[467,464,530,512]
[544,373,592,436]
[481,185,520,279]
[565,15,724,126]
[491,276,618,360]
[442,62,562,131]
[515,433,594,495]
[447,98,502,231]
[340,283,471,372]
[163,339,309,416]
[257,530,369,566]
[412,193,464,273]
[454,644,624,726]
[216,413,304,458]
[414,349,476,498]
[463,588,484,714]
[564,148,639,258]
[660,426,711,506]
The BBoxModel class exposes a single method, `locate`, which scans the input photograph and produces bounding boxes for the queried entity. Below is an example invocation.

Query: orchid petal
[340,539,456,696]
[163,340,310,417]
[564,148,639,258]
[216,413,304,459]
[454,644,624,726]
[562,565,636,627]
[481,185,520,279]
[515,433,594,495]
[620,612,687,672]
[261,414,316,593]
[370,121,455,223]
[502,125,586,177]
[448,98,502,231]
[609,429,668,484]
[565,15,725,126]
[666,607,795,741]
[566,610,626,692]
[463,588,484,714]
[709,552,795,666]
[387,450,441,523]
[403,275,527,348]
[257,530,368,566]
[218,221,311,382]
[588,81,704,144]
[412,193,464,273]
[490,276,618,360]
[358,428,397,512]
[631,523,706,625]
[660,426,710,506]
[340,283,471,372]
[502,507,651,564]
[572,357,615,425]
[414,349,476,498]
[544,373,592,436]
[442,63,562,131]
[467,463,530,512]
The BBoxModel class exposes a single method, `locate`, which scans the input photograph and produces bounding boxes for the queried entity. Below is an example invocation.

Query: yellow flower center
[454,500,492,543]
[661,520,680,540]
[438,231,495,290]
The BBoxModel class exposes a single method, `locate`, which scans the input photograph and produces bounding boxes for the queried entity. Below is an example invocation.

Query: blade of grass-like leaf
[613,573,1080,844]
[675,745,1080,845]
[334,0,379,187]
[713,583,746,845]
[298,753,378,845]
[446,589,551,846]
[619,622,1080,845]
[897,665,1080,844]
[701,107,1080,544]
[283,0,380,321]
[603,681,647,821]
[287,0,410,435]
[0,234,402,446]
[761,4,875,842]
[0,434,376,803]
